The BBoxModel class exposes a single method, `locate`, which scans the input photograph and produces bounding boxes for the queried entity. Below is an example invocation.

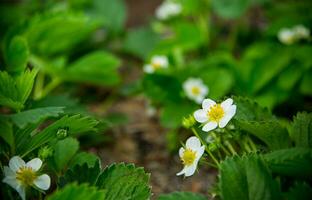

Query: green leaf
[26,12,99,55]
[10,107,64,128]
[123,26,160,59]
[0,120,14,148]
[96,163,151,200]
[233,96,273,121]
[62,51,120,86]
[158,191,206,200]
[47,183,106,200]
[59,161,101,187]
[219,155,281,200]
[236,120,290,150]
[0,69,37,111]
[18,115,98,156]
[69,152,100,168]
[4,36,29,74]
[290,112,312,148]
[264,148,312,178]
[211,0,250,19]
[300,70,312,95]
[87,0,126,32]
[54,137,79,171]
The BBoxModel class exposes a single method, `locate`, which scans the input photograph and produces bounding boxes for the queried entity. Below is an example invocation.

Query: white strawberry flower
[155,0,182,20]
[194,98,236,132]
[177,136,205,177]
[293,25,310,39]
[278,28,296,45]
[2,156,51,200]
[143,55,169,74]
[183,78,209,104]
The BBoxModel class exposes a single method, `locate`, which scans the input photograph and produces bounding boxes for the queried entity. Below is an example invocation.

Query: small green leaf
[4,36,29,74]
[286,182,312,200]
[290,112,312,148]
[47,183,106,200]
[54,137,79,171]
[10,107,64,128]
[59,161,101,187]
[158,191,206,200]
[96,163,151,200]
[0,69,37,111]
[69,152,100,168]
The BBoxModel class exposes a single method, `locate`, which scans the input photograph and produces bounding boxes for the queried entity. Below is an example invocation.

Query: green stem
[34,72,45,100]
[191,128,220,167]
[40,78,61,99]
[224,140,237,155]
[247,136,258,152]
[172,48,184,68]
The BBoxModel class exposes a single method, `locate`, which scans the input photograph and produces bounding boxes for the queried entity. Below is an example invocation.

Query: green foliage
[0,120,14,148]
[47,183,106,200]
[158,191,206,200]
[211,0,250,19]
[60,51,120,86]
[290,112,312,148]
[264,148,312,178]
[96,163,151,200]
[10,106,64,128]
[54,137,80,171]
[285,182,312,200]
[4,36,29,74]
[237,120,290,150]
[123,26,160,59]
[17,115,98,156]
[0,69,37,111]
[69,152,100,168]
[219,155,281,200]
[59,161,101,186]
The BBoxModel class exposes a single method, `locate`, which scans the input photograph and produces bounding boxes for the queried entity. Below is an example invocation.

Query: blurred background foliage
[0,0,311,157]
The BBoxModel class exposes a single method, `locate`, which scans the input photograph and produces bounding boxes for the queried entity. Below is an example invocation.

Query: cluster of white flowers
[143,55,168,74]
[278,25,310,45]
[2,156,50,200]
[177,98,236,177]
[155,0,182,20]
[183,78,209,104]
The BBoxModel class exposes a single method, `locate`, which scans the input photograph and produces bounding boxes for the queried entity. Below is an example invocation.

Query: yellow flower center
[152,61,162,70]
[191,86,201,95]
[207,104,225,122]
[16,167,37,186]
[181,149,196,166]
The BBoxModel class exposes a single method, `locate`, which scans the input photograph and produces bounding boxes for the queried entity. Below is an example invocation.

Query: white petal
[179,147,184,158]
[202,99,216,110]
[221,98,233,111]
[186,136,201,149]
[16,185,26,200]
[195,145,205,160]
[2,176,20,190]
[34,174,50,190]
[193,109,208,123]
[9,156,25,172]
[194,96,204,104]
[143,64,154,73]
[176,168,185,176]
[202,121,218,132]
[183,164,197,177]
[219,105,236,128]
[3,166,15,177]
[26,158,42,172]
